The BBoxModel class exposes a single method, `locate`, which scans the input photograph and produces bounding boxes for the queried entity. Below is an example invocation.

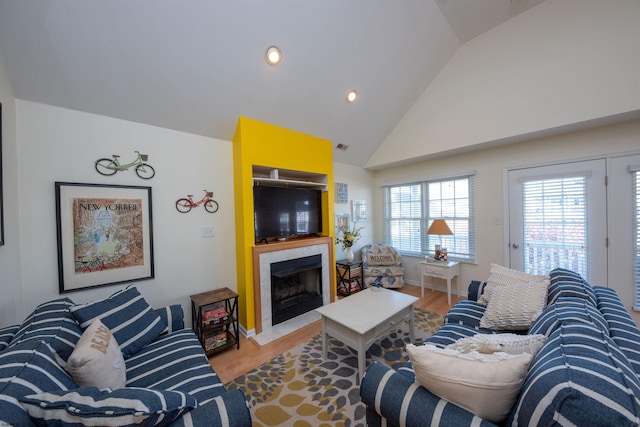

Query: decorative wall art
[352,200,367,221]
[94,151,155,179]
[55,182,154,293]
[0,102,3,246]
[335,213,350,234]
[335,182,348,203]
[175,190,219,213]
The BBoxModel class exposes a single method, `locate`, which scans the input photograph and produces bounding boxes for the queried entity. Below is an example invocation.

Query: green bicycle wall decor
[95,151,155,179]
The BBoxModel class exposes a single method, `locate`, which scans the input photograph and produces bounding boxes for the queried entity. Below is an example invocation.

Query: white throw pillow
[66,319,126,389]
[406,343,532,424]
[479,281,548,330]
[478,264,549,305]
[447,333,547,357]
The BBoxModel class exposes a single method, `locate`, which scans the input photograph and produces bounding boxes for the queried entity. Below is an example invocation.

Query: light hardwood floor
[209,284,463,384]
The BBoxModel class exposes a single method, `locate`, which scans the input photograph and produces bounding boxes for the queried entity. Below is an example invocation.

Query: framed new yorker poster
[55,182,154,293]
[0,102,4,246]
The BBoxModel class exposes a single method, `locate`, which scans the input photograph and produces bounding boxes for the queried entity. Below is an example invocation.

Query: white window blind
[633,170,640,309]
[383,175,475,261]
[522,176,588,277]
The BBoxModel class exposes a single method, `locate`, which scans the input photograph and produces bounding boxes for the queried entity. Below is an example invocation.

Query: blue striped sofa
[0,287,251,427]
[360,268,640,426]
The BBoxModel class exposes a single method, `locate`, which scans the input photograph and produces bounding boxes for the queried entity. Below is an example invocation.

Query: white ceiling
[0,0,545,167]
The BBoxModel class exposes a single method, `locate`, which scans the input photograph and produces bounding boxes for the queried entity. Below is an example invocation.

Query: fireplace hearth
[271,254,323,326]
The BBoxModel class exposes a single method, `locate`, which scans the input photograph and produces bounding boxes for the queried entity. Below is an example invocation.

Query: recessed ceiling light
[265,46,282,65]
[346,90,358,103]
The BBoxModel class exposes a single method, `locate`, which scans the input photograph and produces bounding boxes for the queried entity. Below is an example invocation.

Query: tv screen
[254,186,322,239]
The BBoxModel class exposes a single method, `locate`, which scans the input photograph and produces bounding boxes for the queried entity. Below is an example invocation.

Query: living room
[1,1,640,425]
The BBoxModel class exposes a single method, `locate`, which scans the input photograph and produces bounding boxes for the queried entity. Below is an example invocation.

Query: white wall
[0,50,23,327]
[15,101,237,326]
[333,162,375,261]
[374,118,640,297]
[368,0,640,169]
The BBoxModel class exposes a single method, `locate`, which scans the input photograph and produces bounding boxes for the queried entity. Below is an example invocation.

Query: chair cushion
[71,286,166,359]
[547,267,597,306]
[0,341,77,427]
[19,386,197,427]
[509,322,640,426]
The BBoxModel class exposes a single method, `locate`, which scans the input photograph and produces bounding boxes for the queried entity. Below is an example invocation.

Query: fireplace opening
[271,254,323,326]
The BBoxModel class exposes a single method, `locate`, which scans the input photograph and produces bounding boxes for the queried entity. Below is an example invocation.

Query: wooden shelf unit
[190,287,240,356]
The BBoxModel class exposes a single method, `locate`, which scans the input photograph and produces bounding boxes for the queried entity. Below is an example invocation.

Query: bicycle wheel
[176,199,193,213]
[95,158,118,176]
[204,200,219,213]
[136,163,155,179]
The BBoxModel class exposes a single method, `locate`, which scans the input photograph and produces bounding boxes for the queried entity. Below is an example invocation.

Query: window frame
[382,173,475,262]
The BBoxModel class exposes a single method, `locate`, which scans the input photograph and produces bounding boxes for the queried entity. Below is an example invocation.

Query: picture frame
[335,213,350,234]
[0,102,4,246]
[352,200,366,221]
[55,182,154,293]
[335,182,348,204]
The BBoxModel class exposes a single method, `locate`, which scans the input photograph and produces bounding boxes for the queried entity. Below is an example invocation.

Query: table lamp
[426,219,453,261]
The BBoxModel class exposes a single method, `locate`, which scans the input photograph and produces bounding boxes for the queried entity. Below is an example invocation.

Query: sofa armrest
[360,363,497,427]
[168,388,251,427]
[467,280,486,302]
[155,304,185,334]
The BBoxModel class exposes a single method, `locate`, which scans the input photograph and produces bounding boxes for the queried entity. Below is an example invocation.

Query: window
[383,174,475,261]
[633,169,640,309]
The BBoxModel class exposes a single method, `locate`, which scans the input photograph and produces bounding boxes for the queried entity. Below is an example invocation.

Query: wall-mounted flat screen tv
[254,186,322,240]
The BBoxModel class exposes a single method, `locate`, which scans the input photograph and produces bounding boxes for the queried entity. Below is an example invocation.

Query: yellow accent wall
[232,117,335,332]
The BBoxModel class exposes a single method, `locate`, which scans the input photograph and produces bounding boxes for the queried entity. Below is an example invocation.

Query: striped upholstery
[168,389,252,427]
[8,297,83,361]
[0,341,77,427]
[71,286,167,358]
[547,267,598,306]
[595,286,640,377]
[0,324,19,352]
[19,386,197,427]
[155,304,185,335]
[508,322,640,426]
[529,296,609,337]
[125,329,227,405]
[360,362,498,427]
[444,300,486,329]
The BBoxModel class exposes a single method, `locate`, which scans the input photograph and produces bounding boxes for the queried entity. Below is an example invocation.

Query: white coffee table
[315,287,419,383]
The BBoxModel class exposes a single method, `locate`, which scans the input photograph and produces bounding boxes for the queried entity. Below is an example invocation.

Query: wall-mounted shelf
[252,166,328,190]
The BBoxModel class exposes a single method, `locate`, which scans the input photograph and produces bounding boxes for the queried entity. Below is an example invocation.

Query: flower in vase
[335,221,363,251]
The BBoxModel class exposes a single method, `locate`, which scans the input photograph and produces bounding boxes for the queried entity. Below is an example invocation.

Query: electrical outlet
[202,226,214,238]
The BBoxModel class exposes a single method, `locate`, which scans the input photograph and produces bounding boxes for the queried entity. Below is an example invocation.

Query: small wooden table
[315,287,419,383]
[420,260,460,305]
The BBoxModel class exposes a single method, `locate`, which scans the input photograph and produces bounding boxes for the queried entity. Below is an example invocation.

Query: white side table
[420,260,460,305]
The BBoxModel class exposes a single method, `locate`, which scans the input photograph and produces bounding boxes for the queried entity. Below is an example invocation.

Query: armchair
[361,244,404,288]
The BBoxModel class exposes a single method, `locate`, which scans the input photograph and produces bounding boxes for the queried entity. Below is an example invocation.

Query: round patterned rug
[225,309,444,427]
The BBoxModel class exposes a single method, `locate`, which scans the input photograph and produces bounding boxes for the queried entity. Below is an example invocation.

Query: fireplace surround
[252,236,333,342]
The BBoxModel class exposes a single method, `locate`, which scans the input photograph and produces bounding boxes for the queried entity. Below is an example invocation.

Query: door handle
[512,243,520,249]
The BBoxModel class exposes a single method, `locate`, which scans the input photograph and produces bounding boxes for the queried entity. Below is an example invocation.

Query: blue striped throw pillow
[71,286,167,358]
[19,386,197,427]
[547,267,597,306]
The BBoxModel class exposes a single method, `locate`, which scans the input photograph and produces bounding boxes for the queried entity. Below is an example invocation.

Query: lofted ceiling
[0,0,545,168]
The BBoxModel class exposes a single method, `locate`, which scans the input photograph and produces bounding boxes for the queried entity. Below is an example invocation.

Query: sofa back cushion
[0,341,77,427]
[0,324,19,352]
[595,286,640,377]
[71,286,167,358]
[547,267,598,306]
[509,322,640,426]
[529,296,609,337]
[8,297,83,361]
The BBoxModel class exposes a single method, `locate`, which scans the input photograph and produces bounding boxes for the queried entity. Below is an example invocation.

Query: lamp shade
[426,219,453,235]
